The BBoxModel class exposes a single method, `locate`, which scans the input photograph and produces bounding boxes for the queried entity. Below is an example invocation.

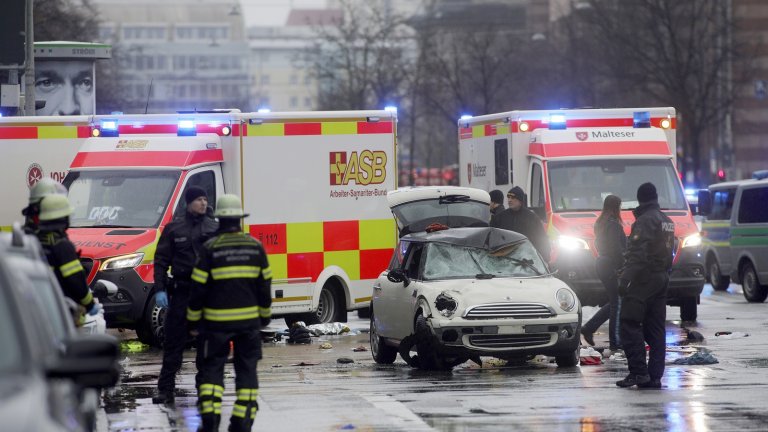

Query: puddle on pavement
[744,358,768,368]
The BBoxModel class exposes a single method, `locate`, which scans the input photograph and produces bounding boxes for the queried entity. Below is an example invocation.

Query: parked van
[698,171,768,302]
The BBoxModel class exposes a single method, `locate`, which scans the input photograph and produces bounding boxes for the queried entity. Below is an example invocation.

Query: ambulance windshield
[547,159,687,212]
[64,170,181,228]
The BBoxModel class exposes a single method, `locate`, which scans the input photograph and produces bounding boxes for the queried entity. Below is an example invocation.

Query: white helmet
[214,194,248,218]
[29,178,66,204]
[39,194,74,221]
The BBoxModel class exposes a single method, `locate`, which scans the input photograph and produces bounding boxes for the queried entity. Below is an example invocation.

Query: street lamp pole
[24,0,35,115]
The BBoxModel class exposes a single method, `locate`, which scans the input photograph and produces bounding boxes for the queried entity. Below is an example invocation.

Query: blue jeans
[582,258,622,349]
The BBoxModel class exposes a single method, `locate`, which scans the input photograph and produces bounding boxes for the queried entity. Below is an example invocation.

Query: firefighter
[616,182,675,389]
[22,178,67,234]
[490,186,551,261]
[152,186,218,404]
[187,194,272,432]
[37,194,101,317]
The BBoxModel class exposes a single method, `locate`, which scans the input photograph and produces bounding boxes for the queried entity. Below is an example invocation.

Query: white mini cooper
[370,186,581,370]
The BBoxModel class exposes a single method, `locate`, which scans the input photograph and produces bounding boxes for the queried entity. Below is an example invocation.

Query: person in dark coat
[616,182,675,389]
[580,195,626,351]
[489,189,505,216]
[152,186,218,404]
[490,186,551,262]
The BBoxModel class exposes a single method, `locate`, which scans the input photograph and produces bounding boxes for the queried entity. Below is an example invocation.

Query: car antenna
[144,78,154,114]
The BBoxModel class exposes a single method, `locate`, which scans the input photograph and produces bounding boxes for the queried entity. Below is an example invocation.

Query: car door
[374,240,410,339]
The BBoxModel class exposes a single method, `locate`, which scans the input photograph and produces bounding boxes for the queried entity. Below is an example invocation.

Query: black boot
[638,378,662,389]
[152,390,175,404]
[616,374,651,388]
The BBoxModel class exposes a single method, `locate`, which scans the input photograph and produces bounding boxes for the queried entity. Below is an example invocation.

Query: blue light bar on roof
[99,119,119,137]
[633,111,651,128]
[548,114,566,130]
[178,119,197,136]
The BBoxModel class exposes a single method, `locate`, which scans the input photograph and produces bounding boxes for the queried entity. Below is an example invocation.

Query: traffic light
[717,169,726,182]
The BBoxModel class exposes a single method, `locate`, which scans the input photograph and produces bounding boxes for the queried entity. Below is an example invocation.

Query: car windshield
[548,159,687,211]
[0,283,23,374]
[65,170,180,228]
[422,240,546,280]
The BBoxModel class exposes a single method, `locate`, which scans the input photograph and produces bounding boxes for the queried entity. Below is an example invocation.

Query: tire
[555,346,580,368]
[414,315,451,371]
[357,306,371,319]
[741,262,768,303]
[680,296,698,321]
[136,292,166,347]
[708,258,730,291]
[290,281,346,326]
[370,310,397,364]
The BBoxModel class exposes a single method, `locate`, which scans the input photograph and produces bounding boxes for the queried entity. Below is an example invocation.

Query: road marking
[362,394,435,431]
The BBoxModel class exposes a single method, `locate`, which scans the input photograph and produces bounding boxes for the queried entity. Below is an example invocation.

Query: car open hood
[387,186,491,237]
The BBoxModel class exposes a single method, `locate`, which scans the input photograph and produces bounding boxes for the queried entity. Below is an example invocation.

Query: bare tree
[566,0,754,184]
[35,0,99,42]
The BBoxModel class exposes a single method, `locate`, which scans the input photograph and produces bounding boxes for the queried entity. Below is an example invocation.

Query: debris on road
[307,322,351,335]
[121,340,150,352]
[290,361,319,366]
[337,357,354,364]
[580,347,603,365]
[673,351,719,365]
[320,342,334,349]
[352,345,368,352]
[715,331,750,339]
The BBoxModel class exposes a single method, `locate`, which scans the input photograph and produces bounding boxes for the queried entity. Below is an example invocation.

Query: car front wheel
[370,310,397,364]
[555,345,580,367]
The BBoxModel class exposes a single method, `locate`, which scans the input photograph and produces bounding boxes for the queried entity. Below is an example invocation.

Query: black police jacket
[38,229,95,311]
[154,211,218,291]
[187,231,273,331]
[620,200,675,283]
[490,207,551,261]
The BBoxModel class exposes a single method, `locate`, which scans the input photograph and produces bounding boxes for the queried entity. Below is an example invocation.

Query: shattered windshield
[422,241,546,280]
[548,159,687,211]
[65,170,180,228]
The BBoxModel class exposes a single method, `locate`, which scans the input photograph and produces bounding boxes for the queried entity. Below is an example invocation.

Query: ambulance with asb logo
[458,107,705,321]
[0,110,397,345]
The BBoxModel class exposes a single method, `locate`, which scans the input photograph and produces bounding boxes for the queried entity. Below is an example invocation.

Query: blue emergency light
[548,114,566,130]
[384,105,398,113]
[98,119,119,137]
[633,111,651,128]
[177,119,197,136]
[459,114,472,120]
[257,108,271,114]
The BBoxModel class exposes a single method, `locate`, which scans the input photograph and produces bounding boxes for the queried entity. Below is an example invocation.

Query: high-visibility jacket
[187,231,272,331]
[38,229,94,311]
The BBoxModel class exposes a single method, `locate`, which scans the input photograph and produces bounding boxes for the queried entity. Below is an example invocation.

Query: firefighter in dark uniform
[153,186,218,404]
[37,194,101,317]
[616,182,675,389]
[187,194,272,432]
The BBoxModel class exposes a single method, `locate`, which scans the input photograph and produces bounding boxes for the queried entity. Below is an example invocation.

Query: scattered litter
[685,329,705,342]
[319,342,334,349]
[673,352,719,365]
[288,322,313,344]
[352,345,368,352]
[483,358,507,368]
[339,424,356,430]
[715,331,749,339]
[530,355,549,364]
[579,347,603,365]
[726,317,735,320]
[121,340,150,353]
[337,357,354,364]
[290,361,319,366]
[609,351,627,362]
[307,322,351,335]
[272,364,283,368]
[666,346,697,353]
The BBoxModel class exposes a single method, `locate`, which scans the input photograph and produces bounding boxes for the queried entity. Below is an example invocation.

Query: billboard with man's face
[35,59,94,116]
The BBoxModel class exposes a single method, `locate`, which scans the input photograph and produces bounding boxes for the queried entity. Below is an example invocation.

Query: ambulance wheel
[136,292,166,347]
[295,280,346,325]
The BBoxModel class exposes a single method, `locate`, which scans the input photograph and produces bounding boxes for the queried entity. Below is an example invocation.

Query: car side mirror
[47,334,120,389]
[92,279,118,299]
[386,268,411,287]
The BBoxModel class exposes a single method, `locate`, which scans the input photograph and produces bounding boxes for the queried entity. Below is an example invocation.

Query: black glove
[618,278,630,296]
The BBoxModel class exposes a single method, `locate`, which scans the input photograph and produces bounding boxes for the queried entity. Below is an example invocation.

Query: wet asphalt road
[100,283,768,432]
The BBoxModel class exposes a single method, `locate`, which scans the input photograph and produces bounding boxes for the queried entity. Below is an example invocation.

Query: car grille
[463,303,554,319]
[469,333,552,348]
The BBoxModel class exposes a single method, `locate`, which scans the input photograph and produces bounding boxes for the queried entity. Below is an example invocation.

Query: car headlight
[557,235,589,251]
[556,288,576,312]
[435,292,458,317]
[681,233,701,248]
[100,253,144,271]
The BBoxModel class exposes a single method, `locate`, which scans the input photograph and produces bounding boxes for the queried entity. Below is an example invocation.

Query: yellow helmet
[39,194,74,221]
[214,194,247,218]
[29,178,66,204]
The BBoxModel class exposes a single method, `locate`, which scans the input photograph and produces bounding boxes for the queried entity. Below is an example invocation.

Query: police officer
[37,194,101,317]
[187,194,272,432]
[22,178,67,234]
[490,186,551,261]
[616,182,675,389]
[152,186,218,404]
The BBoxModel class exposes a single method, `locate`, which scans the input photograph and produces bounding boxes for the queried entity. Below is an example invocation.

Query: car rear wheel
[742,262,768,303]
[708,258,730,291]
[370,310,397,364]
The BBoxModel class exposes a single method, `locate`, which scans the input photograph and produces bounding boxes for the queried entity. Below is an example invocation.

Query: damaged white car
[370,187,582,370]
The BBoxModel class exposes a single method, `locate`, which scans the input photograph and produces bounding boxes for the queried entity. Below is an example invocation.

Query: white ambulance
[458,108,705,321]
[0,110,398,345]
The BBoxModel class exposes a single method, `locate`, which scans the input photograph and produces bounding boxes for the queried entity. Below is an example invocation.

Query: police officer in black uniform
[616,182,675,389]
[153,186,218,404]
[187,194,272,432]
[490,186,551,261]
[37,194,101,317]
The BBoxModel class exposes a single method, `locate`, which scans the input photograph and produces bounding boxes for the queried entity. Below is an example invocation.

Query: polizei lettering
[591,130,636,138]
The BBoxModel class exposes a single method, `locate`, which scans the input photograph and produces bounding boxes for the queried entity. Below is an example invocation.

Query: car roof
[708,177,768,190]
[401,226,528,251]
